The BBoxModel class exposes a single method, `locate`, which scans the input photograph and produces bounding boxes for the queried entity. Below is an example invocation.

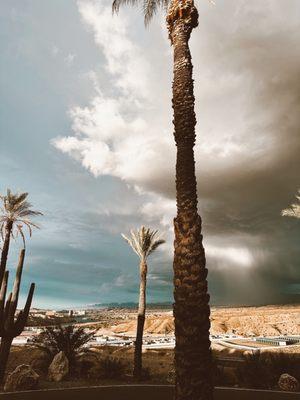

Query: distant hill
[88,301,300,310]
[89,301,300,310]
[96,304,300,337]
[89,302,173,310]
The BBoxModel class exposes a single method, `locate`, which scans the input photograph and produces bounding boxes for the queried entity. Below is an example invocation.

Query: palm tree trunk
[167,1,213,399]
[0,337,13,382]
[0,221,13,287]
[133,260,147,379]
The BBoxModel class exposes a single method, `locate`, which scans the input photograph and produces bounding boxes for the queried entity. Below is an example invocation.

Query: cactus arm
[0,271,9,309]
[0,249,36,382]
[0,271,9,315]
[14,283,35,336]
[22,283,35,317]
[3,292,12,325]
[0,271,9,334]
[14,310,25,337]
[7,249,25,326]
[11,249,25,305]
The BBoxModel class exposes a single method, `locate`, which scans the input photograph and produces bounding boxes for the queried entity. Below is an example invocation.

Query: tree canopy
[0,189,42,246]
[122,226,165,261]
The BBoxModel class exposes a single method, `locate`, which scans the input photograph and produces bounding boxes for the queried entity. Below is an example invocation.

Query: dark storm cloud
[136,0,300,304]
[2,0,300,306]
[54,0,300,305]
[198,1,300,305]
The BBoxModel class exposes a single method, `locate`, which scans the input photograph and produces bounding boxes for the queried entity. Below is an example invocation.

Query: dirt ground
[3,344,300,392]
[2,345,174,391]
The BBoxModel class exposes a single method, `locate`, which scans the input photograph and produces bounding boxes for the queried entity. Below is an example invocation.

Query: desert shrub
[212,365,229,387]
[94,357,125,379]
[264,353,300,383]
[140,367,151,381]
[211,353,233,387]
[75,351,100,377]
[31,325,94,367]
[87,365,102,380]
[30,352,52,374]
[237,352,273,389]
[237,352,300,390]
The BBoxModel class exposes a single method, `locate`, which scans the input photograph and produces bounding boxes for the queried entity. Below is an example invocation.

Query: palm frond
[148,238,166,255]
[121,233,140,257]
[131,229,144,258]
[143,0,158,27]
[112,0,170,25]
[0,189,42,245]
[32,325,94,365]
[18,210,43,217]
[122,226,164,260]
[112,0,140,14]
[16,224,26,248]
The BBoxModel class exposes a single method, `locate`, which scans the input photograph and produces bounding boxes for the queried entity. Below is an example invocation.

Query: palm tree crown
[282,189,300,219]
[112,0,169,26]
[32,325,95,365]
[0,189,43,244]
[122,226,165,261]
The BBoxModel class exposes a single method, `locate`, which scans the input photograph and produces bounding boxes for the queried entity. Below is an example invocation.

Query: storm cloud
[53,0,300,305]
[1,0,299,306]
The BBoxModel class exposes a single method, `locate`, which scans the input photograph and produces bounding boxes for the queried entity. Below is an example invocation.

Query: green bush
[31,325,94,367]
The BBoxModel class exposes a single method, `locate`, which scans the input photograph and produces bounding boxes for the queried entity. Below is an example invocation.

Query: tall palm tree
[0,189,42,285]
[282,189,300,219]
[122,226,165,379]
[113,1,213,398]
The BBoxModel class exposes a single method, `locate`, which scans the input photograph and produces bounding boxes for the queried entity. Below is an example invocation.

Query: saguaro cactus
[0,249,35,382]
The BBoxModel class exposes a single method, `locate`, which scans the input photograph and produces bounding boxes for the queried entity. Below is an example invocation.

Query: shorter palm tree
[0,189,42,285]
[282,189,300,219]
[122,226,165,379]
[32,325,95,367]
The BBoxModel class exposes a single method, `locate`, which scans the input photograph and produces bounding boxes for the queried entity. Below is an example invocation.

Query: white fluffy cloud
[53,0,300,277]
[77,0,151,99]
[54,0,300,191]
[53,0,173,188]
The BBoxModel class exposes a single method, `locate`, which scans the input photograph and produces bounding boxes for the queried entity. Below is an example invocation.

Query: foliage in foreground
[237,352,300,390]
[31,325,94,366]
[88,356,126,379]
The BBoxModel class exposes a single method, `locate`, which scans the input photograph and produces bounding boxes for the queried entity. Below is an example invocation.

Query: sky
[0,0,299,309]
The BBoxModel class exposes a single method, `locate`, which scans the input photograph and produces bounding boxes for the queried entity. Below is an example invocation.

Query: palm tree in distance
[0,189,42,285]
[282,189,300,219]
[122,226,165,379]
[113,1,213,398]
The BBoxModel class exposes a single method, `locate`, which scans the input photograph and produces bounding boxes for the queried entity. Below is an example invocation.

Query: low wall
[0,385,299,400]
